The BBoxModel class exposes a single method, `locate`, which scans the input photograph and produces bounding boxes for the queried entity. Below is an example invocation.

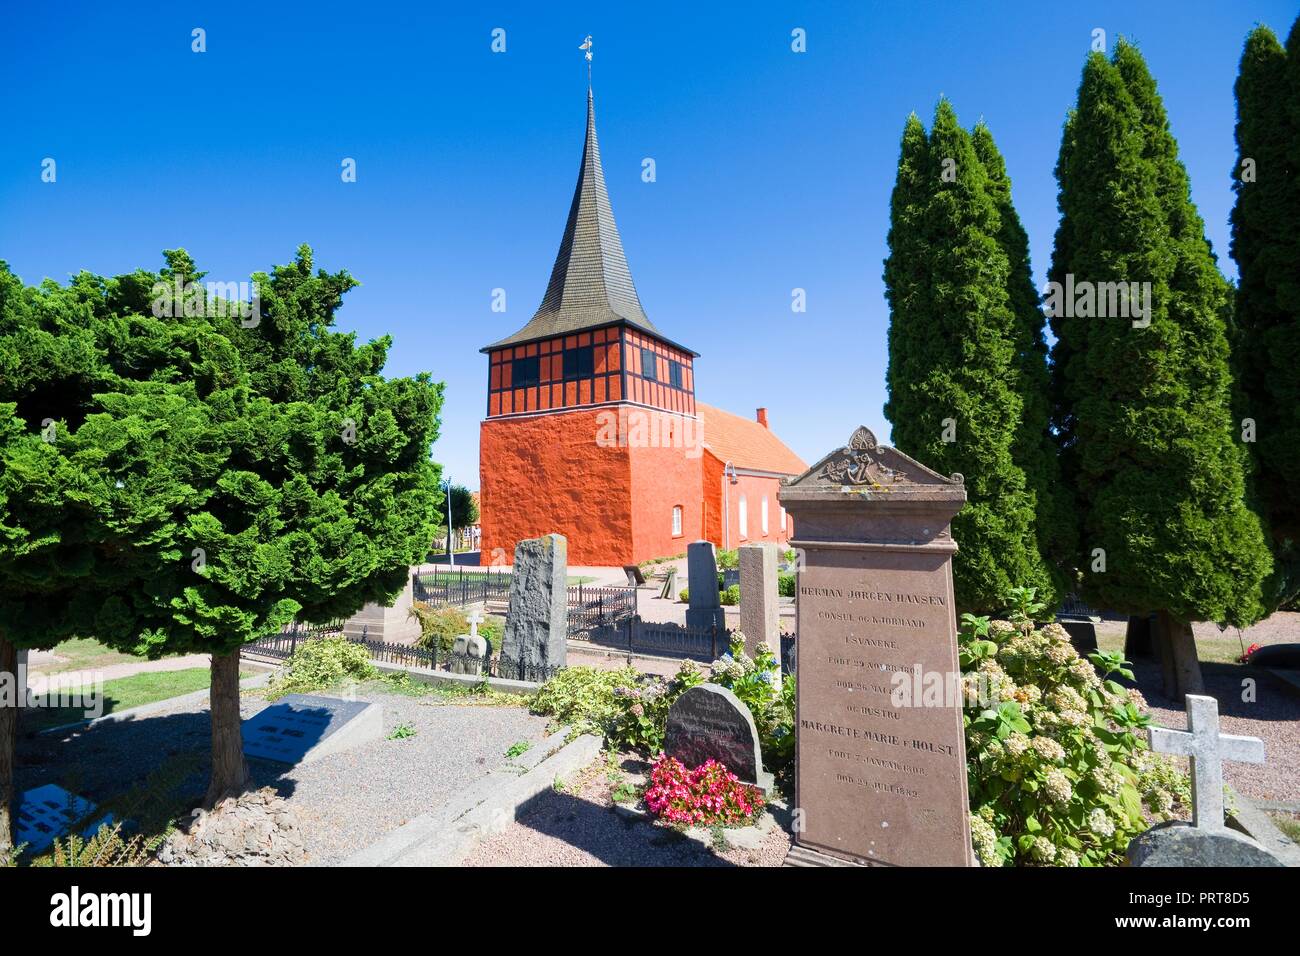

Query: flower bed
[644,754,763,827]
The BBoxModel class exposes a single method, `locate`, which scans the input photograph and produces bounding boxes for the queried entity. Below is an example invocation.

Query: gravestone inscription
[664,684,772,791]
[779,426,974,867]
[15,784,113,855]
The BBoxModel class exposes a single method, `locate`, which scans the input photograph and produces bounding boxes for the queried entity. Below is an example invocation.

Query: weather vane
[579,35,593,85]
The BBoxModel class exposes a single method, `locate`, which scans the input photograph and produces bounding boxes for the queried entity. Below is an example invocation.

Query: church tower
[479,84,702,566]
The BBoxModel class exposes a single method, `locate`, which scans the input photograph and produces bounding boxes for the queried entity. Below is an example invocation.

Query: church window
[761,496,769,535]
[669,359,683,388]
[512,356,540,389]
[672,505,683,537]
[641,349,657,380]
[738,494,748,540]
[564,344,594,381]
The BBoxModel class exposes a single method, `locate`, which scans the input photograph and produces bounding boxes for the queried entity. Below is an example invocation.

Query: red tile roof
[697,403,807,476]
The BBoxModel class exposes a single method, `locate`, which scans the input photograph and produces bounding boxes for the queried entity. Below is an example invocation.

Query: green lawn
[29,637,138,675]
[1095,627,1255,665]
[23,667,248,734]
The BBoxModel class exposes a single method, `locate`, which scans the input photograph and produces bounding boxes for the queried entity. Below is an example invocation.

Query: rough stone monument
[739,542,781,679]
[686,539,725,631]
[1129,694,1279,866]
[778,426,974,867]
[664,684,772,791]
[500,533,568,677]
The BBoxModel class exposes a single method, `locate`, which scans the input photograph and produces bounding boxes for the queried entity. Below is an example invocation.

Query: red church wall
[479,408,635,567]
[700,452,794,553]
[627,410,704,563]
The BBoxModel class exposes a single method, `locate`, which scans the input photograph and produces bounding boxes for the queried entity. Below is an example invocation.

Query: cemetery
[2,5,1300,906]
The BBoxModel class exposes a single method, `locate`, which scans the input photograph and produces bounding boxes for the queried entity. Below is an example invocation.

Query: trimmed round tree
[884,102,1058,613]
[1049,43,1271,697]
[1231,17,1300,607]
[105,247,446,803]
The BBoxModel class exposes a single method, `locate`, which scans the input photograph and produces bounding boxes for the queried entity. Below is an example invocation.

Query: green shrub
[31,822,159,867]
[716,548,739,570]
[720,584,740,606]
[529,666,639,740]
[777,572,796,597]
[678,588,689,603]
[412,604,469,655]
[267,636,377,699]
[962,588,1189,867]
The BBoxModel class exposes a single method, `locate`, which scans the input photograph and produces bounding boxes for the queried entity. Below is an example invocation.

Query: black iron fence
[567,584,638,639]
[412,567,512,606]
[576,615,726,664]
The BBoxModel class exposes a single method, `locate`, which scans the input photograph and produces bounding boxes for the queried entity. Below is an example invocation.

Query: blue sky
[2,1,1293,488]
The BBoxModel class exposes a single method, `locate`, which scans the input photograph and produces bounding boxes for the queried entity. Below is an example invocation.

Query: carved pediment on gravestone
[784,426,963,490]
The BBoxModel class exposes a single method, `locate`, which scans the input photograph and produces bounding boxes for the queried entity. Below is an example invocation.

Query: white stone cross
[467,609,484,639]
[1148,694,1265,833]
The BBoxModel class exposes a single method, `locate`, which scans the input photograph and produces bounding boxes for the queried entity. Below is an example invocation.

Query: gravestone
[501,533,568,675]
[1059,620,1098,655]
[451,609,488,676]
[739,543,781,679]
[664,684,772,792]
[14,784,113,855]
[1129,694,1279,866]
[243,693,383,765]
[343,571,422,645]
[778,426,975,867]
[623,564,646,586]
[686,540,725,630]
[659,567,678,601]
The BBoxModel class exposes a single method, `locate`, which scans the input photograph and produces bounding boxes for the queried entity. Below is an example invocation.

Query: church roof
[697,403,808,476]
[484,89,657,352]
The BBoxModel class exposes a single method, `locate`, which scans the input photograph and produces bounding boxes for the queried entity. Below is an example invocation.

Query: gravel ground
[17,683,549,865]
[464,752,792,867]
[1123,656,1300,804]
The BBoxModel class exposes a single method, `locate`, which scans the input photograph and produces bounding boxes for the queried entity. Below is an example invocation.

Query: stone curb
[1226,785,1300,867]
[37,671,273,737]
[368,659,541,696]
[340,730,602,867]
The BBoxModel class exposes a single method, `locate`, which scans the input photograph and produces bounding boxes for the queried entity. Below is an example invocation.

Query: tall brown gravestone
[779,427,974,867]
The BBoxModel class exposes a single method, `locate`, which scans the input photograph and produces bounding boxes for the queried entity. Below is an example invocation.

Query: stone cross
[1148,694,1265,833]
[467,609,483,639]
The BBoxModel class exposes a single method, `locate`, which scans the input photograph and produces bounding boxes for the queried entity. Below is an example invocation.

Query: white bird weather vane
[580,35,593,83]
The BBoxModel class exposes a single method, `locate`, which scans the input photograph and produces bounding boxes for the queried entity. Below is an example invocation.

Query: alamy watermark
[0,665,104,720]
[1043,274,1151,328]
[595,407,705,459]
[150,277,261,327]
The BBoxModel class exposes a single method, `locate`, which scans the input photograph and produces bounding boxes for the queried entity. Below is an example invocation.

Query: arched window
[738,494,748,540]
[780,505,787,532]
[761,496,769,536]
[671,505,683,537]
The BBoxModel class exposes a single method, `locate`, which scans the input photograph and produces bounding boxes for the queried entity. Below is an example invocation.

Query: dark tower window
[512,355,540,389]
[668,359,683,388]
[564,345,594,381]
[641,349,658,380]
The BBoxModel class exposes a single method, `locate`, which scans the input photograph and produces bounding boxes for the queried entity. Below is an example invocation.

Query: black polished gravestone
[242,693,383,766]
[664,684,773,792]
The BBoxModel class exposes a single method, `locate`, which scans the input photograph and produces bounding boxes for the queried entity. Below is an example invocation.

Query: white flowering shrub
[964,589,1189,867]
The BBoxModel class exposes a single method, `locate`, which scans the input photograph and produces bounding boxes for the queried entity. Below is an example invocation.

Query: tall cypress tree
[1049,43,1271,697]
[885,101,1058,613]
[1231,17,1300,606]
[971,122,1075,588]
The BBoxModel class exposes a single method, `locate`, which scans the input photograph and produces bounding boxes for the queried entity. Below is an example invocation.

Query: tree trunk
[1123,613,1153,659]
[1156,611,1205,700]
[1151,612,1177,699]
[205,650,248,807]
[0,635,18,856]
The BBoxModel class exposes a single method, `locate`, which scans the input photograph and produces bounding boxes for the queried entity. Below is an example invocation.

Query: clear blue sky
[2,1,1293,488]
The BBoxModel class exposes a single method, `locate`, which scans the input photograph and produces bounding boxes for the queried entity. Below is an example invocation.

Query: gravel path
[1125,657,1300,803]
[464,754,792,867]
[17,684,549,865]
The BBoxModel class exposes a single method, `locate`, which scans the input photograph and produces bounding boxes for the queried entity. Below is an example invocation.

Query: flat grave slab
[16,784,114,855]
[242,693,382,766]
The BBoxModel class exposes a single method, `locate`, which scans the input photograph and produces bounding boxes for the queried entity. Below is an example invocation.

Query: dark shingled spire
[485,88,656,350]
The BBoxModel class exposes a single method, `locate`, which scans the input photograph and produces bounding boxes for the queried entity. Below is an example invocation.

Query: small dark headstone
[1127,821,1282,867]
[1247,643,1300,669]
[1124,613,1154,659]
[243,694,381,765]
[623,564,646,586]
[1060,619,1098,655]
[664,684,771,791]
